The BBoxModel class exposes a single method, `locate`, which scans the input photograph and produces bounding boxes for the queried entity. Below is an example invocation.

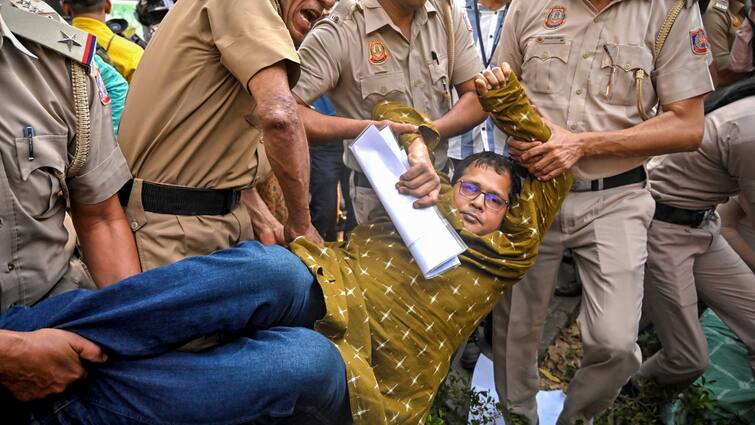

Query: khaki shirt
[703,0,746,71]
[118,0,299,190]
[493,0,714,180]
[648,97,755,228]
[0,29,131,311]
[293,0,483,170]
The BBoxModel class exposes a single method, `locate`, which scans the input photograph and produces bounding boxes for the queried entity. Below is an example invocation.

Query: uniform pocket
[13,134,67,218]
[521,41,571,94]
[359,71,408,105]
[592,44,655,106]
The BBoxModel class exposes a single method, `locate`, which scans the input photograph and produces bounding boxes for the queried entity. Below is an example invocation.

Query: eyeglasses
[456,180,510,211]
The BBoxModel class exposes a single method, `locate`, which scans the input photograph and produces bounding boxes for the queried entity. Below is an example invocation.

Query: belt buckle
[571,180,592,192]
[696,209,715,228]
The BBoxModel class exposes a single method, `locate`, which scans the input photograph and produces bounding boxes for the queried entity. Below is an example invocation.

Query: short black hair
[62,0,106,14]
[451,151,521,201]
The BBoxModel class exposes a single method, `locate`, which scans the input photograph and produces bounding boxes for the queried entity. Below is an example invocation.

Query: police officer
[491,0,713,423]
[293,0,487,223]
[0,0,139,417]
[118,0,332,271]
[703,0,750,86]
[636,94,755,387]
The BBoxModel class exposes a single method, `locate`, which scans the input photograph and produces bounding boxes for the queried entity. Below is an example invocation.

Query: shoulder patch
[690,28,710,55]
[92,62,111,105]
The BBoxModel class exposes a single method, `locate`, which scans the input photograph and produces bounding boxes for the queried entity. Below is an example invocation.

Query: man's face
[453,165,511,236]
[280,0,335,45]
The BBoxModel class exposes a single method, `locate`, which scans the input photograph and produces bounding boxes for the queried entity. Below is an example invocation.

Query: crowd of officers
[0,0,754,423]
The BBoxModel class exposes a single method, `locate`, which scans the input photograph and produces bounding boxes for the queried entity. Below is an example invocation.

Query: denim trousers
[0,242,351,425]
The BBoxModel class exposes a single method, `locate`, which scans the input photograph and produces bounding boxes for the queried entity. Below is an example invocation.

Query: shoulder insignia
[0,0,95,67]
[713,0,729,12]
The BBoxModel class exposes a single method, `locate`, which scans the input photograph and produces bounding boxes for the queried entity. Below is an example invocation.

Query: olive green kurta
[291,75,572,425]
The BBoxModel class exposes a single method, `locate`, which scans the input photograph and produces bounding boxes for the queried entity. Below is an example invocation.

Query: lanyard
[469,2,507,68]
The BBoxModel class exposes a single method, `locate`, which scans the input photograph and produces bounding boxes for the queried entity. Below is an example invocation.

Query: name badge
[535,34,566,45]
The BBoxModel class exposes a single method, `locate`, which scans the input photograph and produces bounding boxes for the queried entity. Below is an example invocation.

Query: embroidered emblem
[368,39,389,65]
[689,28,710,55]
[93,65,111,105]
[544,6,566,29]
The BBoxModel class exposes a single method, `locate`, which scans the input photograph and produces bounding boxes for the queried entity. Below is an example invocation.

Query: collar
[0,2,37,57]
[363,0,436,34]
[71,16,113,35]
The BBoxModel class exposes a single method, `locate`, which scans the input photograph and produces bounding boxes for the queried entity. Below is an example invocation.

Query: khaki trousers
[349,172,383,225]
[636,215,755,386]
[493,183,654,424]
[124,179,255,271]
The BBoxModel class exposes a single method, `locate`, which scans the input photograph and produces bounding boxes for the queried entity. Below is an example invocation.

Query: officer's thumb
[67,332,108,363]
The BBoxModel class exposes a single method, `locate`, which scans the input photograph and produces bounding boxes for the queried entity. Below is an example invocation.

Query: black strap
[119,180,241,216]
[592,166,646,191]
[654,203,710,227]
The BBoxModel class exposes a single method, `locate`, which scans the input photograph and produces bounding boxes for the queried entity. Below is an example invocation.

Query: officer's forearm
[70,195,140,288]
[434,91,488,139]
[298,104,371,143]
[575,95,705,158]
[250,64,312,229]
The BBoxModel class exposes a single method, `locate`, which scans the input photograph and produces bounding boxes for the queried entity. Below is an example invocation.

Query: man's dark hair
[451,151,521,201]
[62,0,106,14]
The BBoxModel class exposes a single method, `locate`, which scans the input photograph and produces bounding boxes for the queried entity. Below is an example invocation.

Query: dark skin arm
[0,329,107,401]
[509,95,706,180]
[248,63,322,245]
[70,195,140,288]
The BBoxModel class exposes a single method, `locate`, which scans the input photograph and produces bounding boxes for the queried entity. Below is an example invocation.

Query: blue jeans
[0,242,350,425]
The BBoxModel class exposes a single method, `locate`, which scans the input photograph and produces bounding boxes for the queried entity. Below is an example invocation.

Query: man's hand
[474,64,512,96]
[284,221,325,246]
[508,121,584,181]
[397,138,440,208]
[0,329,106,401]
[241,188,286,245]
[375,120,417,135]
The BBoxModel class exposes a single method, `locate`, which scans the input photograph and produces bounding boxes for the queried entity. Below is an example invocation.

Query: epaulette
[0,0,96,67]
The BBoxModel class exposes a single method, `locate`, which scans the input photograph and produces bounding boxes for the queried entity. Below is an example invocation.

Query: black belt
[570,166,646,192]
[354,172,371,188]
[118,179,241,216]
[653,203,711,228]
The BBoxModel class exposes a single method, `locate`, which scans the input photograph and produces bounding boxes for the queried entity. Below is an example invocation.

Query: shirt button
[130,221,139,230]
[582,52,590,59]
[593,17,600,23]
[6,263,15,272]
[569,124,578,131]
[624,64,631,71]
[576,89,583,95]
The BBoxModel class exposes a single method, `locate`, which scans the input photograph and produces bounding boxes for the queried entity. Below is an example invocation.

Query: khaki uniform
[0,0,131,311]
[118,0,297,270]
[293,0,483,223]
[703,0,747,72]
[490,1,713,423]
[637,97,755,386]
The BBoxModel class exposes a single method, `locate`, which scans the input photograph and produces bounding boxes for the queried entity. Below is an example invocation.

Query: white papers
[349,124,467,279]
[469,354,566,424]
